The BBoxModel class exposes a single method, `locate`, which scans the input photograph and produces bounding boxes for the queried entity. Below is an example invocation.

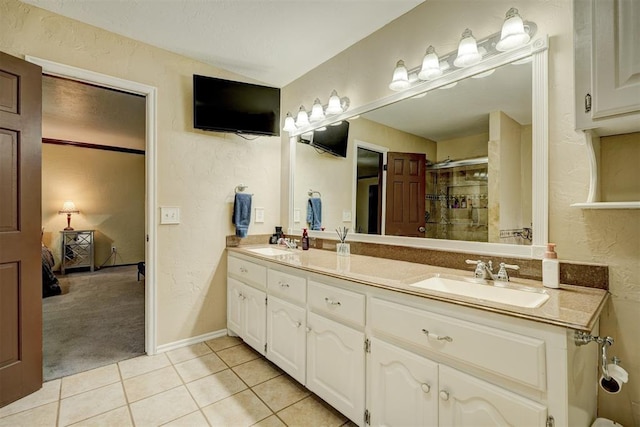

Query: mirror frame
[286,35,549,259]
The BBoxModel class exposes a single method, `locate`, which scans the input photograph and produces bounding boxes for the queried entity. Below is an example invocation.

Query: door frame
[25,56,159,355]
[352,139,387,235]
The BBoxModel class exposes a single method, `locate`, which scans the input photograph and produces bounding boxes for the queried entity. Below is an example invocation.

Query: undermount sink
[246,247,292,257]
[408,276,549,308]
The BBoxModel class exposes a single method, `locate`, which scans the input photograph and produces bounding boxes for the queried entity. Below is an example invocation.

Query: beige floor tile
[232,357,281,387]
[118,353,171,380]
[0,401,58,427]
[58,382,127,426]
[161,410,209,427]
[61,364,121,398]
[277,395,347,427]
[174,353,228,383]
[68,406,132,427]
[251,375,309,412]
[252,414,286,427]
[216,343,260,367]
[0,379,61,418]
[205,335,242,352]
[166,342,212,364]
[186,369,247,408]
[129,386,198,426]
[201,389,272,427]
[123,365,182,402]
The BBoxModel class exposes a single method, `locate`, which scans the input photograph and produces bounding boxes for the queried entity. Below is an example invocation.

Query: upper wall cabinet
[574,0,640,135]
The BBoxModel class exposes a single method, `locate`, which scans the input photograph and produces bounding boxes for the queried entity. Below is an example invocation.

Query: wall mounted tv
[304,121,350,158]
[193,74,281,136]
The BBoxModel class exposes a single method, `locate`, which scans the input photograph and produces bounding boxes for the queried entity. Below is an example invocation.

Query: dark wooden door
[385,152,426,237]
[0,52,43,407]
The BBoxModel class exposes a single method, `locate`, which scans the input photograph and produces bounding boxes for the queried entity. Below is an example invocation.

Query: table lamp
[59,200,80,230]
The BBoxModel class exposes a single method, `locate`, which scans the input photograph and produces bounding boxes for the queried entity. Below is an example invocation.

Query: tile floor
[0,336,354,427]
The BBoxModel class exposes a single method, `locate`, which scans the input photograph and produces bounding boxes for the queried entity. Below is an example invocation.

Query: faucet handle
[466,260,486,278]
[496,263,520,281]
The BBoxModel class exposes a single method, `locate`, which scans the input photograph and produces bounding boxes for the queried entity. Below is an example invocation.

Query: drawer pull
[306,327,312,333]
[325,297,342,306]
[279,281,290,288]
[296,321,302,328]
[240,266,248,273]
[421,383,431,393]
[421,328,453,342]
[439,390,450,401]
[238,293,246,300]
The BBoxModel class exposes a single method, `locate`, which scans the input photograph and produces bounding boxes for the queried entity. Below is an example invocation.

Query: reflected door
[385,152,426,237]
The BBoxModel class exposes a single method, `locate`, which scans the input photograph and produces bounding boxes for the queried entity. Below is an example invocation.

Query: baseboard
[155,329,228,354]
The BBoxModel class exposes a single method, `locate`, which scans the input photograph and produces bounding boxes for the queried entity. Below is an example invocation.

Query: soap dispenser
[542,243,559,288]
[302,228,309,250]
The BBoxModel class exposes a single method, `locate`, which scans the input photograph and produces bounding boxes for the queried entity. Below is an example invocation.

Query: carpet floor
[43,265,145,381]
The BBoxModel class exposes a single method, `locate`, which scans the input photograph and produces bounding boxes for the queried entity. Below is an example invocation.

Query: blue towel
[306,197,322,231]
[232,193,252,238]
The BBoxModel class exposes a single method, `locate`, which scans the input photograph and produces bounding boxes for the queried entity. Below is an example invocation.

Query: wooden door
[385,152,426,237]
[0,52,43,407]
[266,296,306,384]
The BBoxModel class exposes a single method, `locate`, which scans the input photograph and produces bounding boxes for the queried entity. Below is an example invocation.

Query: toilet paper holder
[575,331,627,393]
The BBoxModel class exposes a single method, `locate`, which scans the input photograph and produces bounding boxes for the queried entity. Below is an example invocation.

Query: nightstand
[60,230,95,274]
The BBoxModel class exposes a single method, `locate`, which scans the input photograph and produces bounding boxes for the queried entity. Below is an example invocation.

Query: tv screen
[193,75,280,136]
[310,121,350,157]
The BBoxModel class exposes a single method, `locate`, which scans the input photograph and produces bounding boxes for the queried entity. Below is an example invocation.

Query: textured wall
[282,1,639,424]
[1,0,282,345]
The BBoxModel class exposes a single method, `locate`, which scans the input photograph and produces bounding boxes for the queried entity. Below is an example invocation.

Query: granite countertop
[227,245,609,332]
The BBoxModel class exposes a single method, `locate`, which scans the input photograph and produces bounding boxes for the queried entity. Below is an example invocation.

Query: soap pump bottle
[542,243,559,288]
[302,228,309,251]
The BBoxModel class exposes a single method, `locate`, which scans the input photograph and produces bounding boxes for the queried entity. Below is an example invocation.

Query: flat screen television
[193,74,280,136]
[308,121,350,157]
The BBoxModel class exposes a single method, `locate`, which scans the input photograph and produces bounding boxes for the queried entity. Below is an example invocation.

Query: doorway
[354,141,387,235]
[26,56,158,359]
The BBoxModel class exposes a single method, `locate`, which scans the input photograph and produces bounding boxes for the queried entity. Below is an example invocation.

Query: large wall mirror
[289,37,548,259]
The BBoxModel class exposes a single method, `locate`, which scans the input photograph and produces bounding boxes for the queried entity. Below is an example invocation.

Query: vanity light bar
[283,90,350,133]
[389,7,537,92]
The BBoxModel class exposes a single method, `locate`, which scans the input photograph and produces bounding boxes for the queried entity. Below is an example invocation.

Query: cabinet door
[266,296,306,384]
[306,312,365,426]
[438,365,547,427]
[227,277,245,337]
[369,338,438,427]
[242,283,267,355]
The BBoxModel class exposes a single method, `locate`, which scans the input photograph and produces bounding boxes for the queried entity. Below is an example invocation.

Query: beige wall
[42,144,145,269]
[600,132,640,202]
[1,0,282,346]
[283,1,639,423]
[436,132,488,162]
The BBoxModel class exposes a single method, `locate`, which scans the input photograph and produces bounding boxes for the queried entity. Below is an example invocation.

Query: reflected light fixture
[59,200,79,231]
[283,112,297,132]
[389,60,410,91]
[325,90,343,115]
[418,46,443,80]
[496,8,530,51]
[309,98,326,122]
[295,105,310,128]
[453,29,482,68]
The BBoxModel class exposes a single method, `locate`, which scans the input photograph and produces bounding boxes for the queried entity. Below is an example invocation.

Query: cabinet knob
[421,383,431,393]
[296,321,302,328]
[279,281,290,288]
[439,390,450,401]
[305,327,312,333]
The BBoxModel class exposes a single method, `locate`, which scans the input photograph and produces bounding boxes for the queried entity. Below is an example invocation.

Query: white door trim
[26,56,159,355]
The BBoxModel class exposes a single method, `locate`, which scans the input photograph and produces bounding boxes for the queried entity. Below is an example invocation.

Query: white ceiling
[22,0,423,87]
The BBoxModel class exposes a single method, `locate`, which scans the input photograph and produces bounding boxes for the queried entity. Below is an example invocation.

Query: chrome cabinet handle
[325,297,341,306]
[279,281,290,288]
[421,383,431,393]
[439,390,450,401]
[421,328,453,342]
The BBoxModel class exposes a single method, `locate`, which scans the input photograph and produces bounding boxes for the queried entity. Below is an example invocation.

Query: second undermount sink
[246,247,292,257]
[408,275,549,308]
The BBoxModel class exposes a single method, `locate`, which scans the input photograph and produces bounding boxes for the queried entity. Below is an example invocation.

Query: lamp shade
[59,200,79,214]
[496,8,530,51]
[283,112,297,132]
[389,60,410,91]
[295,105,310,128]
[309,98,326,122]
[325,90,343,115]
[418,46,443,81]
[454,29,482,68]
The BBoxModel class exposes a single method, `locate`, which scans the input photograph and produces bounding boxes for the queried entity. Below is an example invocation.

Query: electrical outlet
[255,207,265,223]
[342,210,352,222]
[294,209,301,223]
[160,206,180,224]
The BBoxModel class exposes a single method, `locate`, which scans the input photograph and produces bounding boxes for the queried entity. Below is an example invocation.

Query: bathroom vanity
[227,246,608,427]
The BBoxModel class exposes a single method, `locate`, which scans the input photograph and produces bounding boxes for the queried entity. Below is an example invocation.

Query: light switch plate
[160,206,180,224]
[342,210,352,222]
[255,207,265,223]
[294,209,301,223]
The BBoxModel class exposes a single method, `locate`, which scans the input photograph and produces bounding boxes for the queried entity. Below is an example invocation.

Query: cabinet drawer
[370,298,546,391]
[308,281,365,327]
[268,269,306,304]
[228,256,267,289]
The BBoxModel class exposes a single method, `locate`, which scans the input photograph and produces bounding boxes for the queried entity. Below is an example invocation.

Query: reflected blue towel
[306,197,322,231]
[232,193,252,238]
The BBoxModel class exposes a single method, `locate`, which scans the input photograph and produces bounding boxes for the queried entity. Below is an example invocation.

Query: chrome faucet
[465,260,520,282]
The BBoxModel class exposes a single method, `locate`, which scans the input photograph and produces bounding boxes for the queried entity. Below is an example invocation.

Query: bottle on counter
[542,243,560,288]
[302,228,309,250]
